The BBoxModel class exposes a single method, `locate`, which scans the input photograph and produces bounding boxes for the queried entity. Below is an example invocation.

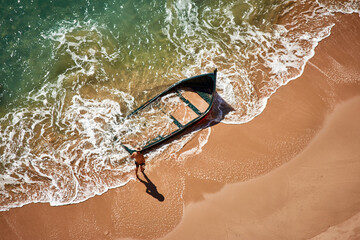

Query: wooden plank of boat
[120,69,217,154]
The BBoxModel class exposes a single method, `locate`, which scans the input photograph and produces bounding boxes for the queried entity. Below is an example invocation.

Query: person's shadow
[138,173,165,202]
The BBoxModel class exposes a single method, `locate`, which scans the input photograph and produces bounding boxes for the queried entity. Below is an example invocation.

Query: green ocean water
[0,0,293,114]
[0,0,359,210]
[1,0,170,112]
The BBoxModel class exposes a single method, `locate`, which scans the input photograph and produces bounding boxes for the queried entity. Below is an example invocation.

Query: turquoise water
[1,0,170,111]
[0,0,359,210]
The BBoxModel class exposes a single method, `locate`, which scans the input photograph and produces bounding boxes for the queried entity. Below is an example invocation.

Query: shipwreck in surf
[119,69,217,154]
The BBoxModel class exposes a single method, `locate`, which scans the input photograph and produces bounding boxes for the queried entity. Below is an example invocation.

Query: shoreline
[162,13,360,239]
[1,13,360,240]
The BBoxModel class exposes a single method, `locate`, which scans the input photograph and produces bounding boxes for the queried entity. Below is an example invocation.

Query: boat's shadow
[142,93,234,154]
[205,92,235,127]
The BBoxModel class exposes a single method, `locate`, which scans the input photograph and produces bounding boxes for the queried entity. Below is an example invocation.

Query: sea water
[0,0,359,211]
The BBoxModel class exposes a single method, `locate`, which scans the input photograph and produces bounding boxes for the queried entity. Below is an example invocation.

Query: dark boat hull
[121,69,217,154]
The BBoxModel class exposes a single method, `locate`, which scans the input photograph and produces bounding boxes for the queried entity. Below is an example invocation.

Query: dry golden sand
[1,13,360,240]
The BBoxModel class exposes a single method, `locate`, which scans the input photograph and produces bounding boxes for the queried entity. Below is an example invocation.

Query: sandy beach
[1,13,360,240]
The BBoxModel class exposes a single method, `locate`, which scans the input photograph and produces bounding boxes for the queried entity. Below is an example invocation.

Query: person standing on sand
[131,149,145,178]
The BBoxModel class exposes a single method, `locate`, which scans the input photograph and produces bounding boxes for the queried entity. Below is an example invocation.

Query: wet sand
[1,13,360,240]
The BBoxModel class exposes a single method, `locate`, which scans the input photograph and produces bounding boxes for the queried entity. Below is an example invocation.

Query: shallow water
[0,0,359,211]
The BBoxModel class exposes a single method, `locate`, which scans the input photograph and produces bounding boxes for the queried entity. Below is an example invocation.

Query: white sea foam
[317,0,360,16]
[178,127,211,161]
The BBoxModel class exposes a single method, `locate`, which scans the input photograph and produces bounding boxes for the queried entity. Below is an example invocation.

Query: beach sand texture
[1,13,360,240]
